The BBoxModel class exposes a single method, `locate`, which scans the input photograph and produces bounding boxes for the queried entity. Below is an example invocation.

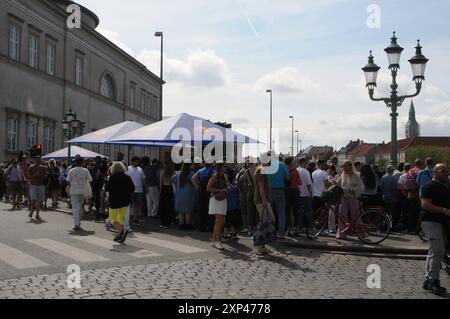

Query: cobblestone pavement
[1,249,449,299]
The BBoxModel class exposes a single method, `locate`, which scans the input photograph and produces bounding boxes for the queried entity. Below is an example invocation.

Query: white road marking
[0,242,49,269]
[26,239,109,263]
[72,236,162,258]
[131,234,208,253]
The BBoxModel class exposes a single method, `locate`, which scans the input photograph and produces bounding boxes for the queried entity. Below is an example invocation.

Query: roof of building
[337,140,361,155]
[347,143,377,157]
[375,137,450,155]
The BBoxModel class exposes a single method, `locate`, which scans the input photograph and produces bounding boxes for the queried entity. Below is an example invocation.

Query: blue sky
[77,0,450,153]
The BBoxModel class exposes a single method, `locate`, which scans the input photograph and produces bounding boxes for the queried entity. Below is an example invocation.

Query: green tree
[406,146,450,166]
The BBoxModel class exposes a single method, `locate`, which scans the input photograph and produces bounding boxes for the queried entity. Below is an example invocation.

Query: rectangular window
[9,23,20,60]
[27,122,38,149]
[44,126,54,153]
[141,90,146,113]
[130,84,136,109]
[75,57,83,86]
[7,118,18,152]
[147,94,152,116]
[29,33,39,68]
[46,43,55,75]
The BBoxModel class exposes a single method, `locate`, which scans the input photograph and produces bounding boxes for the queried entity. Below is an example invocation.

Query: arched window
[100,74,115,99]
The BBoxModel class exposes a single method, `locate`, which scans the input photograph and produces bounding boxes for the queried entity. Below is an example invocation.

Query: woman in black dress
[47,160,60,208]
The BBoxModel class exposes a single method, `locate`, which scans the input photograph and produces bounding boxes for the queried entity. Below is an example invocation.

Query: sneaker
[222,236,231,243]
[113,233,122,242]
[119,230,129,244]
[423,279,431,291]
[428,280,447,297]
[213,242,224,250]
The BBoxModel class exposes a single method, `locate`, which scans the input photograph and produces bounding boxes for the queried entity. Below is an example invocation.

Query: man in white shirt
[66,157,92,231]
[297,158,313,231]
[127,157,147,225]
[312,160,331,211]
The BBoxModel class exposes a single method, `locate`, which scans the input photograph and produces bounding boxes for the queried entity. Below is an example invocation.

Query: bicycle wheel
[307,204,328,239]
[355,209,391,245]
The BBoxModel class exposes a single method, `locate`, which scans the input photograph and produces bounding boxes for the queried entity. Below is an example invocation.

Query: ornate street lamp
[266,89,273,151]
[62,109,85,160]
[362,32,429,167]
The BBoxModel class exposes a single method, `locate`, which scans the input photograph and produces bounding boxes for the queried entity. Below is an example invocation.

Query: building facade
[375,137,450,164]
[0,0,163,162]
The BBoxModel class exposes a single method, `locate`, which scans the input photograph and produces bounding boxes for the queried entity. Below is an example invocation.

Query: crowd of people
[1,152,449,296]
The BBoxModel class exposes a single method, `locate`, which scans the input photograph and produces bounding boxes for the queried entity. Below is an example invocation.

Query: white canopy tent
[66,121,145,145]
[110,113,261,145]
[42,146,107,160]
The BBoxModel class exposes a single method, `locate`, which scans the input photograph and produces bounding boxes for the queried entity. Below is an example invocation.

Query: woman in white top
[337,161,362,240]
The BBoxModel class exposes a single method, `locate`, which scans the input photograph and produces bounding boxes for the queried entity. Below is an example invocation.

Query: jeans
[299,196,313,227]
[422,221,446,281]
[146,186,160,217]
[71,194,85,227]
[271,189,286,235]
[406,198,420,233]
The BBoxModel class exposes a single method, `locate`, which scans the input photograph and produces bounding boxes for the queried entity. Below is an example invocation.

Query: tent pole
[128,145,131,165]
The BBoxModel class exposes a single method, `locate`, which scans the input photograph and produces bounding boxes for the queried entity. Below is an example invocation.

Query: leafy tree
[406,146,450,166]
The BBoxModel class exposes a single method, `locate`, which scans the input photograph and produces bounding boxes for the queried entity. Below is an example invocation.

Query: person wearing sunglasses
[420,164,450,297]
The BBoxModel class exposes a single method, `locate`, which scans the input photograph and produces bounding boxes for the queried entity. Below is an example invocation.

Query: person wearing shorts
[27,158,47,220]
[105,162,135,243]
[207,163,228,251]
[6,159,24,210]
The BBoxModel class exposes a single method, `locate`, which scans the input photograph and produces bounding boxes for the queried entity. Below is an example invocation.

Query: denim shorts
[30,185,46,202]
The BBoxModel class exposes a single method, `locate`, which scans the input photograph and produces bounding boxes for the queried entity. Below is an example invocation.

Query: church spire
[406,99,420,138]
[409,99,416,120]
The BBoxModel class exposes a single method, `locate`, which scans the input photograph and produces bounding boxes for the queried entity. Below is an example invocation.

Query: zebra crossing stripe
[131,234,208,253]
[0,242,49,269]
[72,236,162,258]
[26,239,109,263]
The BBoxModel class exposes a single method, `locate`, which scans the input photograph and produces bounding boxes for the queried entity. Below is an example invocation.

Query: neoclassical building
[0,0,163,162]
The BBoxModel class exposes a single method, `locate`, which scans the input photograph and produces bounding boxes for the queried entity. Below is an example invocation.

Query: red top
[28,165,47,186]
[288,168,302,189]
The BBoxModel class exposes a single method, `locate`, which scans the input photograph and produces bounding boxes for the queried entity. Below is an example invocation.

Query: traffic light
[29,144,43,158]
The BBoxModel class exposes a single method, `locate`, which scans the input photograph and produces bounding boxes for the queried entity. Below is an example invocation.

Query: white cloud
[138,49,232,89]
[254,67,320,94]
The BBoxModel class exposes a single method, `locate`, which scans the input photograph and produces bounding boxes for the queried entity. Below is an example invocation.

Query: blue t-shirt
[268,161,289,189]
[381,174,398,203]
[195,167,215,181]
[416,168,433,189]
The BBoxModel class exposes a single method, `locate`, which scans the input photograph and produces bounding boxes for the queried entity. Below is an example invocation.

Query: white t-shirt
[66,167,92,195]
[127,166,145,193]
[312,169,329,197]
[297,167,312,197]
[398,173,407,190]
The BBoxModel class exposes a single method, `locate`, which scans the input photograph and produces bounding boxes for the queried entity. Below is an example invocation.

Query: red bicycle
[307,196,392,245]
